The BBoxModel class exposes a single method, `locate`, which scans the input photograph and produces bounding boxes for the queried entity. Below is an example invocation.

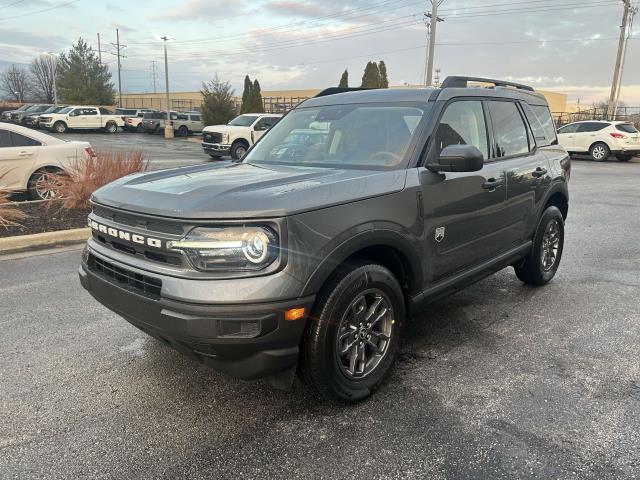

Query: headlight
[168,226,278,272]
[221,133,229,143]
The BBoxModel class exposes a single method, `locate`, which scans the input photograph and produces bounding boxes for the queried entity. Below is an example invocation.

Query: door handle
[18,151,33,157]
[482,178,504,190]
[532,167,548,178]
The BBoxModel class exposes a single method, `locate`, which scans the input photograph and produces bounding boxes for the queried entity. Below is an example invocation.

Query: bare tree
[0,64,31,102]
[31,54,56,103]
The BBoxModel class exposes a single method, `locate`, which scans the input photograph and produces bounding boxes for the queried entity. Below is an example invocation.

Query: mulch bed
[0,200,89,238]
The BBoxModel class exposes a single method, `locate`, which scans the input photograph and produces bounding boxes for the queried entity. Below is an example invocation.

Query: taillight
[610,132,626,139]
[85,146,96,158]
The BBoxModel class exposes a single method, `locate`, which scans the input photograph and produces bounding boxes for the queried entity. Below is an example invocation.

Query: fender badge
[435,227,445,243]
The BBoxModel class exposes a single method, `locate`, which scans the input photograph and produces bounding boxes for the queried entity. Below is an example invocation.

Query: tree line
[338,60,389,89]
[0,38,115,105]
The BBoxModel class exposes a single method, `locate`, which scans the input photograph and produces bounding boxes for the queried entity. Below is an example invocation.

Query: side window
[10,132,41,147]
[558,124,579,134]
[177,114,188,120]
[266,117,280,127]
[170,113,178,120]
[488,101,530,157]
[69,109,81,117]
[435,100,489,160]
[254,118,273,130]
[577,123,596,133]
[524,104,557,146]
[84,108,98,116]
[0,129,12,147]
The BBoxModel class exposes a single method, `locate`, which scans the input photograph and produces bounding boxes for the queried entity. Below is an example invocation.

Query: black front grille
[92,205,184,235]
[88,254,162,299]
[203,132,222,143]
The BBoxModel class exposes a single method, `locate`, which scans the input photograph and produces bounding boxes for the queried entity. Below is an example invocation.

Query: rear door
[82,108,101,129]
[556,123,578,151]
[420,98,508,281]
[0,128,41,190]
[574,122,609,152]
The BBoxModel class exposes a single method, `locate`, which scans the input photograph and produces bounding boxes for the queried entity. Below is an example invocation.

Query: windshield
[15,105,29,111]
[229,115,259,127]
[24,105,40,112]
[57,107,73,114]
[243,103,427,170]
[42,106,59,113]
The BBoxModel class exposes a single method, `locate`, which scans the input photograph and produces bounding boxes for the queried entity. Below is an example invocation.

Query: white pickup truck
[202,113,282,159]
[39,106,125,134]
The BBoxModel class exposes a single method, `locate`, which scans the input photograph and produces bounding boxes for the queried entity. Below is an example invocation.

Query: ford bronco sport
[80,76,570,402]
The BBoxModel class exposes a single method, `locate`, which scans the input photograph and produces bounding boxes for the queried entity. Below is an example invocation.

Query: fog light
[285,307,306,321]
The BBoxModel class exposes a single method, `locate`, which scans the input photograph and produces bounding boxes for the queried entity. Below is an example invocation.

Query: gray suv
[80,77,570,402]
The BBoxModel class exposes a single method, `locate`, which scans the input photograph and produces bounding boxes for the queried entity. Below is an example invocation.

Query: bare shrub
[54,150,147,210]
[0,171,28,229]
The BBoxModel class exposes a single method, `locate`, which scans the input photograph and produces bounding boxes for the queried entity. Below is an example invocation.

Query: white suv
[557,120,640,162]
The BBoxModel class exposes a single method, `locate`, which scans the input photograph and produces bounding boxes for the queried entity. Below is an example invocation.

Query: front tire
[178,125,189,137]
[230,141,248,160]
[105,122,118,133]
[589,142,609,162]
[514,206,564,286]
[299,262,405,403]
[53,121,67,134]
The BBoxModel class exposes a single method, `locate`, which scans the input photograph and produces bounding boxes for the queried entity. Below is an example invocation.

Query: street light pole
[161,36,173,139]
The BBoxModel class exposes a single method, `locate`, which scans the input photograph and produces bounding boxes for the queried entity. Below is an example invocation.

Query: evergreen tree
[240,75,253,114]
[378,61,389,88]
[361,61,381,88]
[56,38,114,104]
[338,69,348,88]
[201,74,236,126]
[251,78,264,113]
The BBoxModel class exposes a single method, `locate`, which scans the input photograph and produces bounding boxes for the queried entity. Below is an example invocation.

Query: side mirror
[427,144,484,173]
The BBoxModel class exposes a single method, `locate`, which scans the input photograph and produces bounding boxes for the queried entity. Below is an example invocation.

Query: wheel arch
[542,184,569,220]
[300,231,423,300]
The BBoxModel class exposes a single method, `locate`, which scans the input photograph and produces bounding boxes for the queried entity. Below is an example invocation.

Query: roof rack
[441,76,535,92]
[314,87,375,98]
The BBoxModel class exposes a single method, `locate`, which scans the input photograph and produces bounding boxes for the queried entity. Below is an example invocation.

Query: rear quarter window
[616,123,639,134]
[524,104,557,146]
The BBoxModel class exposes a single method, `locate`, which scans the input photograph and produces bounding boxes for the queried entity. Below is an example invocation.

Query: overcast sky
[0,0,638,105]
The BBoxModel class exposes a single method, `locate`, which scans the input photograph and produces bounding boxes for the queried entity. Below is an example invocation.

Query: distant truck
[202,113,282,159]
[39,106,125,133]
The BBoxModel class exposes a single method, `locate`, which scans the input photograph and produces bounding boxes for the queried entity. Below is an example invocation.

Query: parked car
[39,106,124,133]
[116,108,156,132]
[11,104,53,125]
[202,113,282,159]
[0,122,95,199]
[24,105,68,129]
[80,76,570,402]
[1,104,29,123]
[140,111,171,134]
[557,120,640,161]
[167,111,204,137]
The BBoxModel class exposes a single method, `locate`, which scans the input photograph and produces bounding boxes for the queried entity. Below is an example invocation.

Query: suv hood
[203,125,239,133]
[92,163,407,219]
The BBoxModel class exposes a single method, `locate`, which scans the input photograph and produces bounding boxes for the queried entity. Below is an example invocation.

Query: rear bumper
[79,248,314,380]
[202,142,231,155]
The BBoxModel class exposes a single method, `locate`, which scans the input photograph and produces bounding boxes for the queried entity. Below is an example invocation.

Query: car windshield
[228,115,259,127]
[616,123,639,134]
[42,106,59,113]
[56,107,73,114]
[15,105,29,111]
[24,105,40,112]
[243,102,427,170]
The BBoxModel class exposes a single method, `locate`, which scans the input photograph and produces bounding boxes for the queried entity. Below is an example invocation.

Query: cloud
[151,0,249,22]
[264,1,326,18]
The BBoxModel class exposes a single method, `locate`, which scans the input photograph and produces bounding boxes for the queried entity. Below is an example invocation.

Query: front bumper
[202,142,231,155]
[79,246,314,380]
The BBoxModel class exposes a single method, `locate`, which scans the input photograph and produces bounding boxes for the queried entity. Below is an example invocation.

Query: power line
[0,0,81,21]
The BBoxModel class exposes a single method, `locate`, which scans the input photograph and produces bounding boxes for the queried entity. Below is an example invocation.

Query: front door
[252,116,279,143]
[0,128,40,190]
[556,123,578,151]
[420,99,508,282]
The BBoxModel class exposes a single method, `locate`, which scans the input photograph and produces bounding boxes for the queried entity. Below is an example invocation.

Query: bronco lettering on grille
[89,220,164,249]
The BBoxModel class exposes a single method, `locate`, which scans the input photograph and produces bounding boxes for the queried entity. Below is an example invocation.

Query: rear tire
[299,262,405,403]
[616,154,632,162]
[589,142,609,162]
[53,121,67,134]
[514,206,564,286]
[27,168,62,200]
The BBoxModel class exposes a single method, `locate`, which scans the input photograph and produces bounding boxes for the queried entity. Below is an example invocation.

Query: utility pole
[425,1,445,86]
[161,36,174,139]
[607,0,633,119]
[150,61,158,93]
[97,33,103,64]
[110,29,127,108]
[613,3,637,116]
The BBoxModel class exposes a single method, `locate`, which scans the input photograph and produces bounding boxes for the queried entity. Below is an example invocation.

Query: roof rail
[441,76,535,92]
[314,87,374,98]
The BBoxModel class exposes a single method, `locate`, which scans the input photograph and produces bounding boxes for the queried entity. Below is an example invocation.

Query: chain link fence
[554,106,640,127]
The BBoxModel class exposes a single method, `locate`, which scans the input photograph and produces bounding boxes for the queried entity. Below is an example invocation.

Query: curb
[0,228,91,256]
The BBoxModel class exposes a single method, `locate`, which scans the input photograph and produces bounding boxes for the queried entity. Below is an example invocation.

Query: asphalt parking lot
[1,159,639,479]
[49,131,223,170]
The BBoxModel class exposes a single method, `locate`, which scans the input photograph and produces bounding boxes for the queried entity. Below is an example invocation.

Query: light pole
[14,91,21,103]
[161,36,173,139]
[43,52,59,106]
